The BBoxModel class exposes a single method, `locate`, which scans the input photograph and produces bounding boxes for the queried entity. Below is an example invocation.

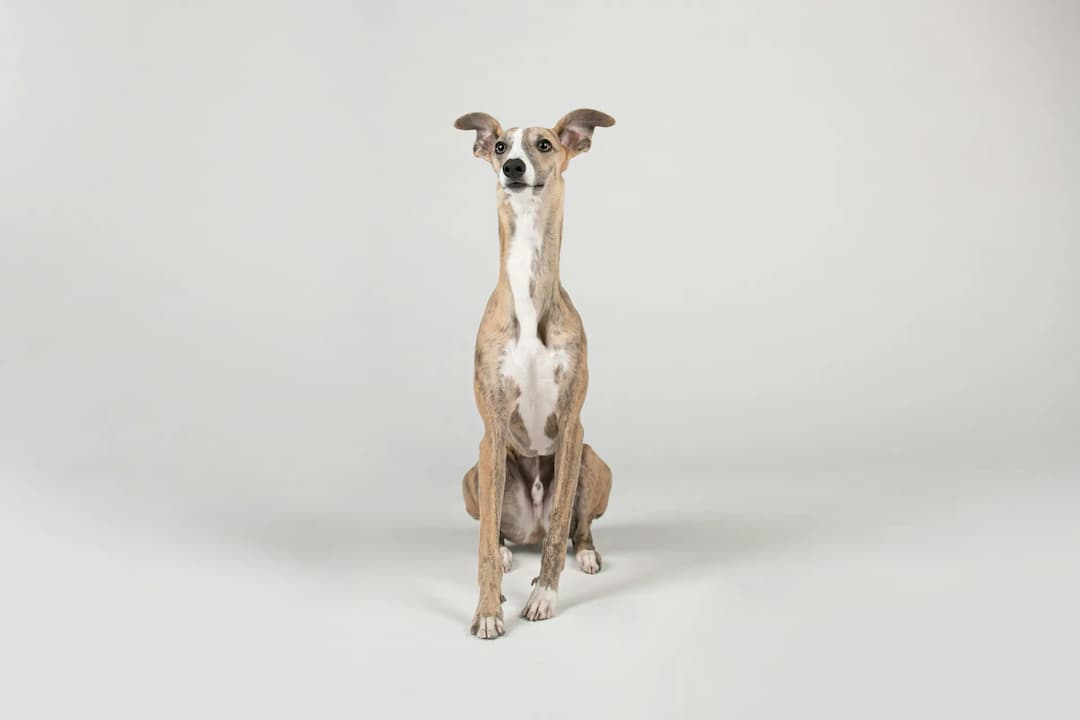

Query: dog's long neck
[496,181,564,339]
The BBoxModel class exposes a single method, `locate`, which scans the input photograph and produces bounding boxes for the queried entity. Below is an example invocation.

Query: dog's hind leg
[570,444,612,574]
[462,463,480,519]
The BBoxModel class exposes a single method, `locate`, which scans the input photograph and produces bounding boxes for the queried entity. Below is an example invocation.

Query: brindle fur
[455,109,615,638]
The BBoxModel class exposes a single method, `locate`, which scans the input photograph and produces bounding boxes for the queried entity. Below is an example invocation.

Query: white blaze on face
[503,128,536,187]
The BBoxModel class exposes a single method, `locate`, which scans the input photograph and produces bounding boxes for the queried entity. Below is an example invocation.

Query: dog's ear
[553,109,615,157]
[454,112,504,161]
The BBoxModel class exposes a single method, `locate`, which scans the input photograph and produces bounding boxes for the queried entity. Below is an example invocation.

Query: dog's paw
[470,606,505,639]
[500,546,513,573]
[576,548,601,574]
[521,582,558,621]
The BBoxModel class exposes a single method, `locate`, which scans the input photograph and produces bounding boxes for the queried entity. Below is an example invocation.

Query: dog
[455,109,615,638]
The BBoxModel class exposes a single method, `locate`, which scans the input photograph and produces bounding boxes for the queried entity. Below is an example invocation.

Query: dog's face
[454,110,615,193]
[489,126,563,191]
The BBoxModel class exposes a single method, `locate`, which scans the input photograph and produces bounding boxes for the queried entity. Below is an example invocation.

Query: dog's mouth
[504,181,544,191]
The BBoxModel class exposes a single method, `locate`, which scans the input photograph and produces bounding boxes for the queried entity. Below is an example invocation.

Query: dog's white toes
[576,548,600,574]
[521,584,558,621]
[471,614,505,639]
[500,546,513,573]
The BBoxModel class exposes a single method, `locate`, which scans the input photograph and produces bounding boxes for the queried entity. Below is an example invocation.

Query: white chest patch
[500,197,568,456]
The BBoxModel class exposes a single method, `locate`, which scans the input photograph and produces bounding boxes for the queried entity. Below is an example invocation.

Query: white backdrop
[1,1,1077,718]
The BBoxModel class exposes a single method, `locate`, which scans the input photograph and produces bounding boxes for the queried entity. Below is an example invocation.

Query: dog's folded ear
[454,112,504,161]
[553,109,615,158]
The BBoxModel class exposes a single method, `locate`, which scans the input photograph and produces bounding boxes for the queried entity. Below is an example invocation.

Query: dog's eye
[494,141,507,154]
[537,139,552,152]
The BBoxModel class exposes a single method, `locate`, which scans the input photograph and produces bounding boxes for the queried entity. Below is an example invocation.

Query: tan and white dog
[456,109,615,639]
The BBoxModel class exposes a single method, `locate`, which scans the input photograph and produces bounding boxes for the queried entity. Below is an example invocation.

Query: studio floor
[3,460,1076,719]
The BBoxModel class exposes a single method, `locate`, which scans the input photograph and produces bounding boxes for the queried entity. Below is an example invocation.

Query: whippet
[455,109,615,638]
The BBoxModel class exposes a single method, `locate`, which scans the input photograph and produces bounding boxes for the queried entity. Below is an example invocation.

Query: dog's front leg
[471,424,507,638]
[522,418,583,621]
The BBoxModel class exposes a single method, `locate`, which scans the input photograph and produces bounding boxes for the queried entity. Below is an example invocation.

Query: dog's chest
[499,210,567,456]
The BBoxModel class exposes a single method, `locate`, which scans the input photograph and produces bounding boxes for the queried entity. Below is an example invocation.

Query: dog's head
[454,109,615,192]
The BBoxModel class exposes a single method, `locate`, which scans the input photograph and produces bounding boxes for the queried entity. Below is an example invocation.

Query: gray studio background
[1,1,1077,719]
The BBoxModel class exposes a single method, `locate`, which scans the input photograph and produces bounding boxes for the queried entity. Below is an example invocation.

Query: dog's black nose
[502,159,526,180]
